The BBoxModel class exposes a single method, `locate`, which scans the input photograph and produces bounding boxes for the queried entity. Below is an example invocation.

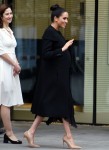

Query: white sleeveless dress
[0,28,24,106]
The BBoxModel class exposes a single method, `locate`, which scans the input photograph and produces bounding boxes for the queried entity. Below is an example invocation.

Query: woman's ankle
[64,134,73,139]
[28,129,35,136]
[5,131,13,137]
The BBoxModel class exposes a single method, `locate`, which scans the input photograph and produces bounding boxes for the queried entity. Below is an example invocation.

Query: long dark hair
[50,4,66,22]
[0,3,11,28]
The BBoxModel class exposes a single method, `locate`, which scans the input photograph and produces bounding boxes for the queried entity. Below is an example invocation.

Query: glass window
[66,0,85,106]
[12,0,95,123]
[97,0,109,124]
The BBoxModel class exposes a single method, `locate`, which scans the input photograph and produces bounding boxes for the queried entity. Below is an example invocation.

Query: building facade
[1,0,109,125]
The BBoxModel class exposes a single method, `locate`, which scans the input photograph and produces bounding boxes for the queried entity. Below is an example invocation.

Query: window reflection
[69,1,85,105]
[13,0,85,105]
[14,27,37,102]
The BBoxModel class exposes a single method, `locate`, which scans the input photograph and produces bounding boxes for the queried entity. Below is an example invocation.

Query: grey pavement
[0,121,109,150]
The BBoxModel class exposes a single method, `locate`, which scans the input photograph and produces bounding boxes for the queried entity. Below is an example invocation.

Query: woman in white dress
[0,4,23,144]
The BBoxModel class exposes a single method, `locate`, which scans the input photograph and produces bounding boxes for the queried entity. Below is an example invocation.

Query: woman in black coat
[24,4,81,149]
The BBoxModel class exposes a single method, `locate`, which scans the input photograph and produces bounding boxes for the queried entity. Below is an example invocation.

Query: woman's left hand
[13,63,21,76]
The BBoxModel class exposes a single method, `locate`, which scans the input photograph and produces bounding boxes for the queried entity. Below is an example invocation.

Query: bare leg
[62,118,81,149]
[62,118,74,140]
[28,115,43,135]
[24,115,43,147]
[0,105,1,117]
[1,105,18,141]
[0,106,5,134]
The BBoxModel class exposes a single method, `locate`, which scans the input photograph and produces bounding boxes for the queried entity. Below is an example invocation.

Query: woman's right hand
[62,39,74,51]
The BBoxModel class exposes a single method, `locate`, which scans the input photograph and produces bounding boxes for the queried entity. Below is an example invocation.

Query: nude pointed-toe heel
[24,131,40,148]
[63,135,81,149]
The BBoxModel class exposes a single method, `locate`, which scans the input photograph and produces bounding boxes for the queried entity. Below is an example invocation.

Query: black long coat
[31,25,77,127]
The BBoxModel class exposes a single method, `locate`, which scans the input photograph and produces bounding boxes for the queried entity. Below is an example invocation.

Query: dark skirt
[31,51,77,128]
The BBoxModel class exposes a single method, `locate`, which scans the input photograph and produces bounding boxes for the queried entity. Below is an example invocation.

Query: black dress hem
[33,113,77,128]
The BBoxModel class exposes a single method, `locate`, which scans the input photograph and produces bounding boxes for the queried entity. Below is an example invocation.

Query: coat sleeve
[0,33,6,56]
[42,38,63,59]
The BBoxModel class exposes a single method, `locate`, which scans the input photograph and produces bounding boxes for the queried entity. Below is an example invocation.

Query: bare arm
[0,54,21,76]
[0,32,21,75]
[0,53,16,66]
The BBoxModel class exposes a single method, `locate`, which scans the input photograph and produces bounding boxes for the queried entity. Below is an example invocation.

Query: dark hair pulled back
[0,3,11,28]
[50,4,66,22]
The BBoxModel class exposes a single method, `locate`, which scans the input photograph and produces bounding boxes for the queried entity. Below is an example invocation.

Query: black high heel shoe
[3,134,22,144]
